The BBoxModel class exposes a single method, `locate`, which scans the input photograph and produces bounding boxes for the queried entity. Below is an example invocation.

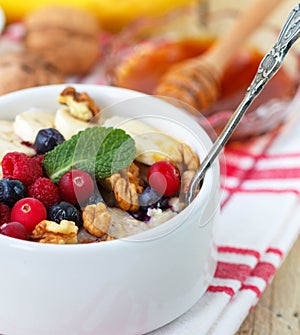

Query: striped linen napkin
[2,22,300,335]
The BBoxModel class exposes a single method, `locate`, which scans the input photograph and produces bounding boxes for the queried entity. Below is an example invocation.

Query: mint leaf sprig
[43,126,136,183]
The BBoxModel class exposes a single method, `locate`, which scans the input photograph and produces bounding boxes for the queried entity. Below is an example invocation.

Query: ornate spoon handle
[247,4,300,99]
[186,4,300,204]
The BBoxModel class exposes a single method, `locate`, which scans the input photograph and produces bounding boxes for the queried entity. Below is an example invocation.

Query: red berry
[147,161,180,196]
[2,152,43,186]
[11,197,47,233]
[58,169,94,204]
[33,155,44,165]
[28,177,61,208]
[0,202,11,225]
[0,222,28,240]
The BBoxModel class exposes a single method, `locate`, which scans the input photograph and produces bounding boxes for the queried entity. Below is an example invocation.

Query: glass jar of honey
[105,1,299,140]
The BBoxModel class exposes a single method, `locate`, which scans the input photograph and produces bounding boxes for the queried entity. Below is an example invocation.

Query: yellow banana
[1,0,196,31]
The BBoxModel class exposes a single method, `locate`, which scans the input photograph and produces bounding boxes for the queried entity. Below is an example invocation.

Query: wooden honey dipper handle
[155,0,284,111]
[198,0,284,76]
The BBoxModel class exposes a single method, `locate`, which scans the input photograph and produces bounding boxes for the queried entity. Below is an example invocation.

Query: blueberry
[83,191,104,207]
[130,208,149,222]
[0,178,27,207]
[34,128,65,154]
[48,201,81,226]
[156,196,170,210]
[138,186,161,210]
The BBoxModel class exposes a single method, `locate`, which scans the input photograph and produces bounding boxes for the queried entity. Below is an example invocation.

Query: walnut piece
[178,143,200,171]
[30,220,78,244]
[171,142,200,195]
[58,86,100,121]
[83,202,111,237]
[181,170,196,194]
[101,163,144,194]
[110,173,139,212]
[127,162,144,194]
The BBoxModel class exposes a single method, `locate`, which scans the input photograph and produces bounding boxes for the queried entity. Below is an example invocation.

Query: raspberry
[33,155,44,165]
[1,152,27,173]
[2,152,43,186]
[11,197,47,233]
[0,202,11,225]
[28,177,61,208]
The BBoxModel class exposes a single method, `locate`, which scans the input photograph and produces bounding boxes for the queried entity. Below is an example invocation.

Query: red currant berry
[11,198,47,233]
[58,169,94,204]
[0,202,11,225]
[0,222,28,240]
[147,161,180,196]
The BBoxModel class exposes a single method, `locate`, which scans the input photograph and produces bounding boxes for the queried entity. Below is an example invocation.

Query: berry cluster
[0,128,182,243]
[0,128,96,240]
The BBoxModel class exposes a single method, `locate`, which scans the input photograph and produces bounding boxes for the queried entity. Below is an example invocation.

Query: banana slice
[13,109,55,143]
[54,107,93,140]
[102,116,182,165]
[0,120,36,161]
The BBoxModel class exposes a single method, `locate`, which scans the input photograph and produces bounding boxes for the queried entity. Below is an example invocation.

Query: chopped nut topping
[83,202,111,237]
[58,86,100,121]
[30,220,78,244]
[110,173,139,212]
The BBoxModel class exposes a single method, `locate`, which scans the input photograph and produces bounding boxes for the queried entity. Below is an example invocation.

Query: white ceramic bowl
[0,84,220,335]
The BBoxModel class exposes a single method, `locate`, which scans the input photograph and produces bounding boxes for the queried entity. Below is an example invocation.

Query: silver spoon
[186,4,300,204]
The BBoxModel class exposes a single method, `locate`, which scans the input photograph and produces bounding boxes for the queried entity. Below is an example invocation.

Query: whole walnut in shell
[0,51,65,95]
[24,5,101,75]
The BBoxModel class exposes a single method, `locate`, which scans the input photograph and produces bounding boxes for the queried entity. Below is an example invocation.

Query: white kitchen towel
[149,89,300,334]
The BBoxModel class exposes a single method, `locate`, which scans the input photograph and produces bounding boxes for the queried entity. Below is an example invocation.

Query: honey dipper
[155,0,283,112]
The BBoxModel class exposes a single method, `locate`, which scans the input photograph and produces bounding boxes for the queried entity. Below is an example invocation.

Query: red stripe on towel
[215,262,252,282]
[247,168,300,180]
[251,262,277,282]
[240,284,261,297]
[217,246,260,259]
[225,164,252,179]
[223,187,300,196]
[207,286,235,297]
[266,247,283,258]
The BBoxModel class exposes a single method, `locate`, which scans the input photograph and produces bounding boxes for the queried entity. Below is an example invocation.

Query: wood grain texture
[236,235,300,335]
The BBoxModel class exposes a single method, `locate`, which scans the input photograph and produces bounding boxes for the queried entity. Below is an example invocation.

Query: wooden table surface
[236,234,300,335]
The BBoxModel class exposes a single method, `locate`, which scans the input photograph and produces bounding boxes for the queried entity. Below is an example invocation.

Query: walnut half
[178,143,200,171]
[83,202,111,237]
[30,220,78,244]
[110,173,139,212]
[58,86,100,121]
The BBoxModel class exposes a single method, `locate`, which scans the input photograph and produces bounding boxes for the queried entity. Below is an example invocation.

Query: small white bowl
[0,6,5,34]
[0,84,220,335]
